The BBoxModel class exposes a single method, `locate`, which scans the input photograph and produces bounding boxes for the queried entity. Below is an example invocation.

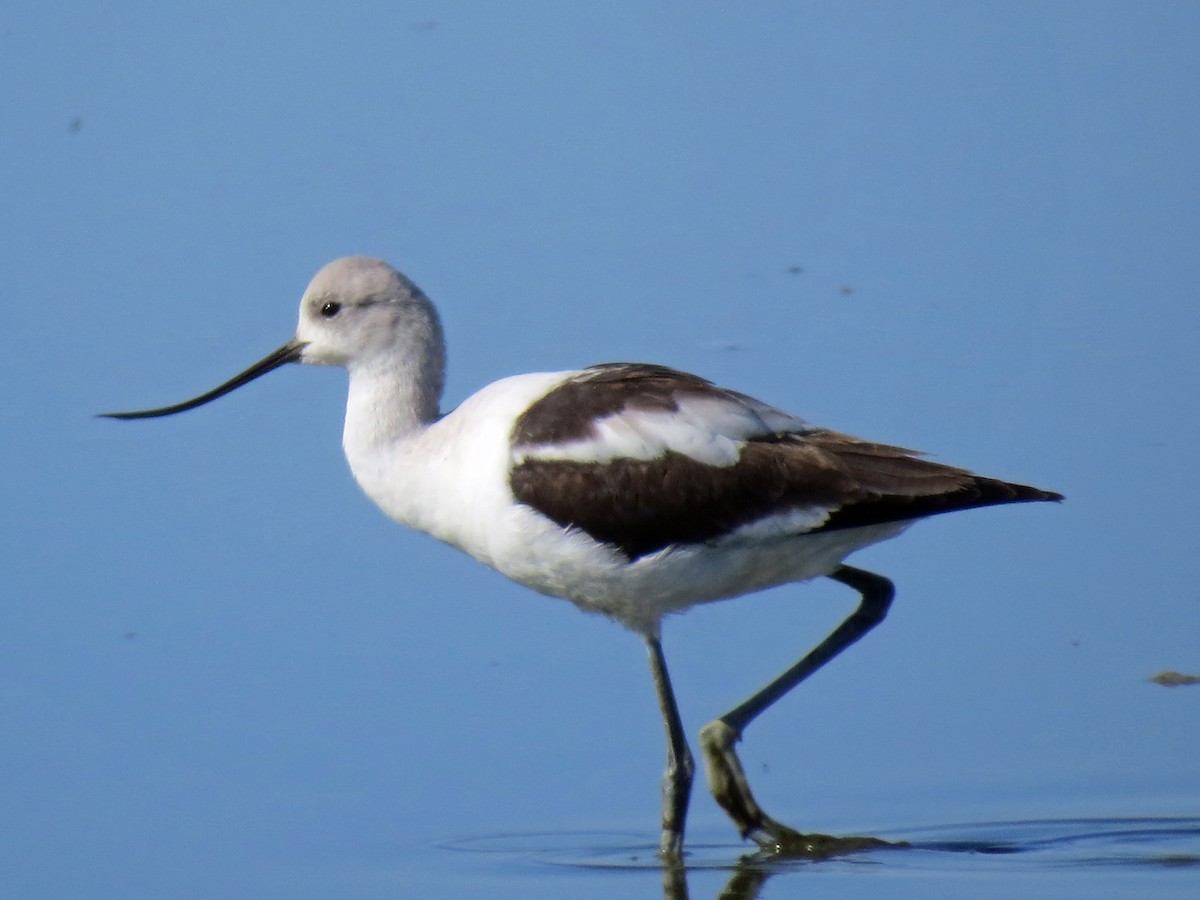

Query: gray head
[100,257,445,420]
[297,257,444,371]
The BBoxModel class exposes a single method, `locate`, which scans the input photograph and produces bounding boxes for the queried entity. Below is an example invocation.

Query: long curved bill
[99,339,306,420]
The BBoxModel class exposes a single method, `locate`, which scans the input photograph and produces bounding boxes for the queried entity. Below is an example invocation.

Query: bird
[102,256,1062,860]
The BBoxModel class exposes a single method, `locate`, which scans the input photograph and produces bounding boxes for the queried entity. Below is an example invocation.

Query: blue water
[408,816,1200,898]
[5,4,1199,898]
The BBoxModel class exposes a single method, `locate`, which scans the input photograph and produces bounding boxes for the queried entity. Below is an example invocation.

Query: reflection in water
[661,857,766,900]
[442,817,1200,899]
[663,832,904,900]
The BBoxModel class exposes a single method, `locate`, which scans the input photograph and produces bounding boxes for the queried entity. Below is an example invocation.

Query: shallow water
[440,817,1200,898]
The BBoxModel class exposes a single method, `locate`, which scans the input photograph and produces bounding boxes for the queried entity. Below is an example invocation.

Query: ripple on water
[439,817,1200,873]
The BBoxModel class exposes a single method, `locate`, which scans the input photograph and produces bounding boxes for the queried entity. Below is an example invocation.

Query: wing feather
[509,364,1061,559]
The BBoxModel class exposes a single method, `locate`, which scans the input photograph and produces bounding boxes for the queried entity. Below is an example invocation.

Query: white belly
[488,504,910,634]
[347,370,910,636]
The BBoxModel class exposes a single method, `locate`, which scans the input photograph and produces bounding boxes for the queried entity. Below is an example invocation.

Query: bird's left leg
[698,564,896,855]
[645,634,696,860]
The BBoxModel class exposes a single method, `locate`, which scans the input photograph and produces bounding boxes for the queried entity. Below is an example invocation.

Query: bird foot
[749,823,895,859]
[698,720,898,859]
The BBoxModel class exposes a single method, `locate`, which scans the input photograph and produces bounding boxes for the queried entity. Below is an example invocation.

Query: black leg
[645,634,696,860]
[698,564,895,852]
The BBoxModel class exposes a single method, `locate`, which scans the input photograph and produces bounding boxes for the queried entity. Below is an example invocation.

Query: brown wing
[509,364,1061,560]
[511,426,1060,561]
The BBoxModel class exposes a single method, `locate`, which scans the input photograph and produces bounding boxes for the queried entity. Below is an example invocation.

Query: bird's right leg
[699,564,896,855]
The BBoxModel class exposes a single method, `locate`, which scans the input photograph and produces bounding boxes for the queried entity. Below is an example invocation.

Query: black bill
[99,339,306,420]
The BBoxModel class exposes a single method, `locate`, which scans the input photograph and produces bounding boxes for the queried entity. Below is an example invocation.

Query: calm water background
[2,2,1197,897]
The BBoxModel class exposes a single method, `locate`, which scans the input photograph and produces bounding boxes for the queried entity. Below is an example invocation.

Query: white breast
[345,368,913,635]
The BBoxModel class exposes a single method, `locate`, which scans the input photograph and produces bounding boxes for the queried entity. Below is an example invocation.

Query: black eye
[319,301,342,318]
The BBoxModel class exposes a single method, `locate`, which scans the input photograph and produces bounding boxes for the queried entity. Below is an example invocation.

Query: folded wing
[509,364,1061,560]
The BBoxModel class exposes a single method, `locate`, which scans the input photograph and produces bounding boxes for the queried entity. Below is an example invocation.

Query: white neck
[342,323,446,473]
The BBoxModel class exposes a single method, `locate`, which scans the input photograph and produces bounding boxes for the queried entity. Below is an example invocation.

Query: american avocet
[103,256,1062,859]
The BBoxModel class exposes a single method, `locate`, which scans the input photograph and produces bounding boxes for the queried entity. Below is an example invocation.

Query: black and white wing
[509,363,1061,560]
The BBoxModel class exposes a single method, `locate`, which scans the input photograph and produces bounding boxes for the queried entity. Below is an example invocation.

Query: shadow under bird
[102,256,1062,860]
